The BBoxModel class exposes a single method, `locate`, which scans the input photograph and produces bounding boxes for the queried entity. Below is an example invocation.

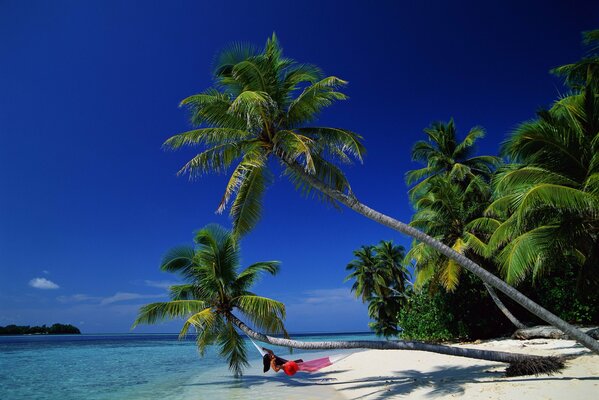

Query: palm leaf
[230,162,270,237]
[178,307,215,339]
[132,300,207,327]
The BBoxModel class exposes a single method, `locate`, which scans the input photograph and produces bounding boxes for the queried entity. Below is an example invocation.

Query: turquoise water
[0,333,374,400]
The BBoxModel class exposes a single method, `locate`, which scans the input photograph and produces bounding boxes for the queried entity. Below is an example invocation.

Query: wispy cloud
[57,292,165,306]
[144,280,178,290]
[29,277,59,290]
[57,294,102,303]
[302,288,356,304]
[100,292,164,306]
[42,270,50,275]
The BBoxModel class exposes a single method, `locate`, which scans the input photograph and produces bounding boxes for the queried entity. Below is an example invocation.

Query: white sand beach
[321,339,599,399]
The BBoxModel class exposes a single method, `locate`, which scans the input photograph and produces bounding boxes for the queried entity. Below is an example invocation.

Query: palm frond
[234,261,280,292]
[132,300,207,327]
[160,246,196,277]
[497,226,558,284]
[287,76,348,125]
[218,322,249,377]
[178,307,215,339]
[230,162,271,238]
[163,128,250,150]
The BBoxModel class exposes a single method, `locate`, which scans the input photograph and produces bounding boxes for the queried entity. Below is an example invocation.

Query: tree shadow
[185,357,599,399]
[184,369,352,389]
[333,364,501,399]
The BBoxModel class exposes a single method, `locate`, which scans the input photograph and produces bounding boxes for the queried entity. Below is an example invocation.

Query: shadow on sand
[186,360,599,400]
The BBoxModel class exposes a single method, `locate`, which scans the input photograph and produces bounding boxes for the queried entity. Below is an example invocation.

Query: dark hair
[263,354,271,373]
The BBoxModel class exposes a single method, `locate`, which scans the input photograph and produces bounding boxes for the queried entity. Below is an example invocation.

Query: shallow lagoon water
[0,333,373,399]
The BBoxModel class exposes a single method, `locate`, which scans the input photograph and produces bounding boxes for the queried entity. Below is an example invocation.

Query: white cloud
[144,280,178,290]
[29,277,59,290]
[100,292,165,306]
[43,270,50,275]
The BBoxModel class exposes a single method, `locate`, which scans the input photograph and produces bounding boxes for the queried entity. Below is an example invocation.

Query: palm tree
[484,50,599,291]
[345,241,409,336]
[134,226,563,377]
[164,34,599,353]
[405,119,501,200]
[404,122,526,329]
[132,224,287,377]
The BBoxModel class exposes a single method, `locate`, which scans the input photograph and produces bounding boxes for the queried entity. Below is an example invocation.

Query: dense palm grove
[391,30,599,340]
[137,30,599,375]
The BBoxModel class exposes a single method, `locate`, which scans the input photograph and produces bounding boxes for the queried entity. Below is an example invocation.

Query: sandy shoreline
[319,338,599,399]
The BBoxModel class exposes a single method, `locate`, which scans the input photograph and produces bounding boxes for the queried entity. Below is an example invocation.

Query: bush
[398,286,457,341]
[399,272,515,342]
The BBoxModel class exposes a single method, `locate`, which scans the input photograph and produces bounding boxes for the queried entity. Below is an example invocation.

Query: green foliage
[518,262,599,325]
[404,119,501,293]
[398,286,456,342]
[399,273,516,342]
[0,323,81,335]
[405,119,500,201]
[345,241,409,337]
[133,224,286,377]
[165,34,365,237]
[486,29,599,292]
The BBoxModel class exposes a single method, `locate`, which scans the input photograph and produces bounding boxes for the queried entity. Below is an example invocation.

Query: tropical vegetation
[0,323,80,335]
[396,29,599,341]
[164,33,599,353]
[134,226,564,377]
[133,224,287,377]
[344,241,409,337]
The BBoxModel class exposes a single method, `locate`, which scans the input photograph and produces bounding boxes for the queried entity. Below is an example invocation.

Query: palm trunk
[484,284,527,330]
[227,313,562,376]
[285,161,599,354]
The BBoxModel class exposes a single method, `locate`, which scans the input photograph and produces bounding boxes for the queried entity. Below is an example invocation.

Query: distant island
[0,323,81,335]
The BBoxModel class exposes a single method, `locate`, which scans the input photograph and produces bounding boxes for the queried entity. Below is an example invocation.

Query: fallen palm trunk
[227,313,564,377]
[513,326,599,340]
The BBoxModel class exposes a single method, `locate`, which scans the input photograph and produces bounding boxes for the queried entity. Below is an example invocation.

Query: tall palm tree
[132,224,287,377]
[345,241,409,336]
[164,34,599,353]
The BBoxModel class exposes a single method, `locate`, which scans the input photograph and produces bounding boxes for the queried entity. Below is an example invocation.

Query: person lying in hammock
[262,348,303,376]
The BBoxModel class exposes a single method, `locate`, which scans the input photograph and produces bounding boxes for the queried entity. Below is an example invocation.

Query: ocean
[0,332,375,400]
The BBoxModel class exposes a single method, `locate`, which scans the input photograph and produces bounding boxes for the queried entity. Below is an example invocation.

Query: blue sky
[0,0,597,333]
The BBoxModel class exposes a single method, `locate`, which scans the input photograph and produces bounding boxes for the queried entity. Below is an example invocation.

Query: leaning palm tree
[163,34,599,353]
[133,226,563,377]
[132,224,287,377]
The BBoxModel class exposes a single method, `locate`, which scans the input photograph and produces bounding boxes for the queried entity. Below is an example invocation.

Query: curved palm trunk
[484,284,527,330]
[285,162,599,354]
[227,313,562,376]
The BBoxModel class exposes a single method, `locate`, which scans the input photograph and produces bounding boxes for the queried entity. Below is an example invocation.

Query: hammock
[247,336,351,373]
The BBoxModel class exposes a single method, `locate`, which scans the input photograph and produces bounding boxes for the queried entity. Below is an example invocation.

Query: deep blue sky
[1,1,597,333]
